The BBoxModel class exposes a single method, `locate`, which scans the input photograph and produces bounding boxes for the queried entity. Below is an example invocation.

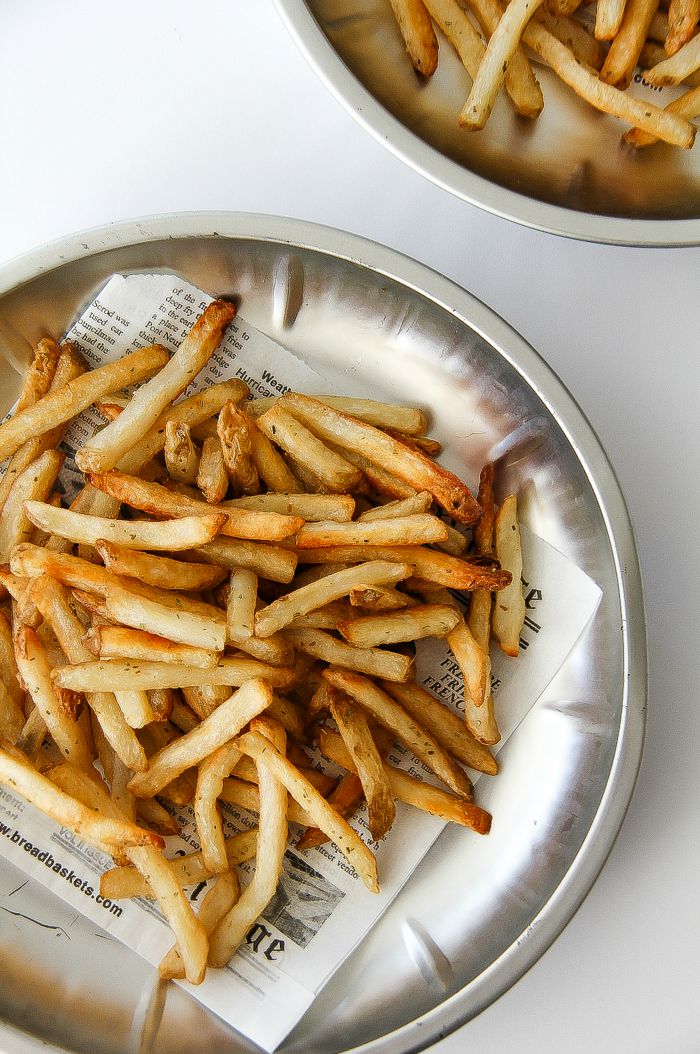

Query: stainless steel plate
[0,213,646,1054]
[274,0,700,245]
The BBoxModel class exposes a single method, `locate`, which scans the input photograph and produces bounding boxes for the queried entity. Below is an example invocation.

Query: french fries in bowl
[0,216,644,1054]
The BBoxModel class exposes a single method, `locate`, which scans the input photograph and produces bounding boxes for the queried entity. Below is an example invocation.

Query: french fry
[208,719,289,967]
[53,657,294,693]
[0,450,64,561]
[127,678,272,798]
[643,30,700,83]
[101,586,226,652]
[160,869,240,980]
[624,84,700,145]
[226,492,355,521]
[250,395,430,435]
[76,300,236,474]
[0,609,27,712]
[85,624,218,668]
[164,420,200,484]
[666,0,700,53]
[194,537,298,584]
[296,544,511,591]
[537,9,607,68]
[380,680,497,774]
[319,729,491,834]
[227,568,257,643]
[218,777,313,826]
[328,691,396,840]
[255,560,412,638]
[13,623,93,772]
[233,728,379,893]
[522,21,696,146]
[114,690,156,729]
[127,844,209,984]
[349,585,414,611]
[86,471,303,541]
[249,426,301,493]
[256,404,362,493]
[295,771,365,850]
[337,447,418,499]
[94,540,227,592]
[0,745,164,852]
[296,514,448,549]
[284,627,414,682]
[387,0,439,75]
[0,678,25,743]
[194,740,243,874]
[357,491,432,522]
[338,604,461,648]
[217,402,259,495]
[459,0,547,130]
[100,828,258,899]
[0,344,169,464]
[14,338,62,413]
[197,436,229,504]
[492,495,526,656]
[286,601,356,630]
[594,0,627,38]
[599,0,660,88]
[280,394,481,525]
[24,501,226,551]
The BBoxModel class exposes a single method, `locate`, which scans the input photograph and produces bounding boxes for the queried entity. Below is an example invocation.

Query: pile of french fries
[0,300,525,985]
[388,0,700,148]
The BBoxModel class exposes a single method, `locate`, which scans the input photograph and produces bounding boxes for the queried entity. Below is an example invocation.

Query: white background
[1,2,699,1053]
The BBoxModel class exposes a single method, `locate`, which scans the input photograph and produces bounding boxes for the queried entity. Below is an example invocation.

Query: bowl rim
[273,0,700,248]
[0,211,647,1053]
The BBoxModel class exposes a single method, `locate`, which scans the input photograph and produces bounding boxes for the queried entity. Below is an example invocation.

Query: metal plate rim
[0,211,647,1053]
[273,1,700,248]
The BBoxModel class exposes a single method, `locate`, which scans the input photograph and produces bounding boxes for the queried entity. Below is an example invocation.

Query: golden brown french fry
[87,471,303,541]
[388,0,439,74]
[537,9,606,67]
[296,544,511,591]
[76,301,236,474]
[249,425,301,493]
[255,560,412,638]
[113,690,155,729]
[0,450,64,561]
[53,657,294,693]
[594,0,627,38]
[380,680,497,774]
[644,30,700,82]
[160,869,239,980]
[0,344,170,464]
[459,0,547,129]
[599,0,659,88]
[323,668,473,800]
[286,601,356,630]
[127,678,272,798]
[14,338,62,412]
[13,623,93,771]
[257,404,362,493]
[328,692,395,840]
[284,627,414,682]
[280,393,481,525]
[296,514,448,549]
[338,604,461,648]
[126,844,209,984]
[218,777,313,825]
[295,771,365,850]
[100,828,258,899]
[249,395,430,435]
[0,678,25,743]
[492,495,525,657]
[226,492,355,521]
[24,501,226,551]
[639,40,700,84]
[194,537,297,584]
[522,21,696,146]
[164,420,200,484]
[194,741,243,874]
[226,568,257,643]
[349,585,414,611]
[234,728,379,893]
[357,492,432,522]
[624,84,700,145]
[208,719,289,967]
[319,729,491,834]
[197,436,229,504]
[0,745,164,851]
[217,402,259,495]
[666,0,700,53]
[101,585,226,652]
[338,447,418,500]
[94,540,227,592]
[85,624,218,668]
[0,609,27,712]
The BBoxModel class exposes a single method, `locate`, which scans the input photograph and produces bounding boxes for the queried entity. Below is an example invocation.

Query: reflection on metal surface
[0,214,646,1054]
[274,0,700,243]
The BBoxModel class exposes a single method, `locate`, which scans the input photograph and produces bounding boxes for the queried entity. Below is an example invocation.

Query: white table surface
[1,3,699,1053]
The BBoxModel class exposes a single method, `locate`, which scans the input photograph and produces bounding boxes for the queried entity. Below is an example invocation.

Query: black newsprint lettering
[525,587,542,610]
[245,922,285,961]
[523,615,540,633]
